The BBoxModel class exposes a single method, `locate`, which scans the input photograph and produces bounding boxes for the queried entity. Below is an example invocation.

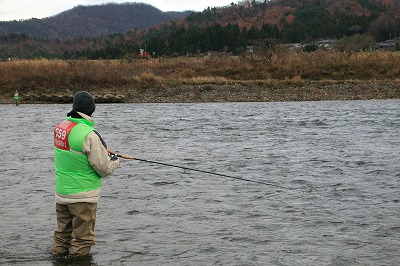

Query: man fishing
[13,90,20,106]
[52,91,120,260]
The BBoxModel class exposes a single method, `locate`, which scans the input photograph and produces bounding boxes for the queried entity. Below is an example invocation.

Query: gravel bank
[1,80,399,104]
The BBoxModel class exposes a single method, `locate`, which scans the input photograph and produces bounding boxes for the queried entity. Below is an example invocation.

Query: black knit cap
[72,91,96,115]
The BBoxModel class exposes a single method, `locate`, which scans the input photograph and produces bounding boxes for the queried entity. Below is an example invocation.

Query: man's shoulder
[86,130,100,140]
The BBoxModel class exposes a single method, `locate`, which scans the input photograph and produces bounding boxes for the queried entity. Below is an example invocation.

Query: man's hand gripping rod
[108,150,134,160]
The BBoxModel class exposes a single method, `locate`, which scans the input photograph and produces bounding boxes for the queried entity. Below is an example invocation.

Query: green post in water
[13,90,20,106]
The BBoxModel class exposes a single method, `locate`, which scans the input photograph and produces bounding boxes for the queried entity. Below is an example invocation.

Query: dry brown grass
[1,50,399,100]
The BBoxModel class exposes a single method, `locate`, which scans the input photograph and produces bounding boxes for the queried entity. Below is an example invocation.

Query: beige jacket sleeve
[82,131,121,177]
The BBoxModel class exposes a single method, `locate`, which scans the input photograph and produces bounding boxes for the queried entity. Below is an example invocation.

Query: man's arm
[82,131,120,177]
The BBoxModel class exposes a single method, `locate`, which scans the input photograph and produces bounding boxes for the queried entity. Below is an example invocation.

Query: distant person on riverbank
[52,91,121,260]
[13,90,20,106]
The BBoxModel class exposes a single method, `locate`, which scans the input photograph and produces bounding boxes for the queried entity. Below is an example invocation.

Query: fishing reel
[109,153,119,161]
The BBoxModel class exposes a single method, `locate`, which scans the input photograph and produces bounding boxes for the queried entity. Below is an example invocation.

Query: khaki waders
[52,202,97,257]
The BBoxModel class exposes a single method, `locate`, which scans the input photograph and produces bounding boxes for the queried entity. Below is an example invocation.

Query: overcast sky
[0,0,236,21]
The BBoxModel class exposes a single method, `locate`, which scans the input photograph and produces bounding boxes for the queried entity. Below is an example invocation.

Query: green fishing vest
[54,117,102,195]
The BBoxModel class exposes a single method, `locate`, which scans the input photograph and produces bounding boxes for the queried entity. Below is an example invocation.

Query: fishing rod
[108,150,295,190]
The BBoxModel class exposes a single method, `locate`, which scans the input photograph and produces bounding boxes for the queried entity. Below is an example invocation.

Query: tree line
[0,1,399,59]
[71,6,398,59]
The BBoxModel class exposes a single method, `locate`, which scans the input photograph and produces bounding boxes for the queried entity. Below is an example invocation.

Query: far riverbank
[1,80,399,104]
[1,52,400,104]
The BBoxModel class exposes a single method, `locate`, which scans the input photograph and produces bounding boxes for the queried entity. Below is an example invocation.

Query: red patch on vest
[54,120,77,150]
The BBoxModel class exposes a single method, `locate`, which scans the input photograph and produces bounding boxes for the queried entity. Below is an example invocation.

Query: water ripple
[1,100,399,265]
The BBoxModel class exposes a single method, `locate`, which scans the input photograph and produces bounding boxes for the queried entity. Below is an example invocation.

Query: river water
[0,100,399,266]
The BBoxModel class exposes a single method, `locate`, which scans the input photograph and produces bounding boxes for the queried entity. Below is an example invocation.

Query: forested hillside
[185,0,397,42]
[0,0,399,59]
[123,0,399,57]
[0,3,191,39]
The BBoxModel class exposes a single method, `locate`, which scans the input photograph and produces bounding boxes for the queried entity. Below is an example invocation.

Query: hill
[0,0,399,59]
[130,0,398,58]
[185,0,398,41]
[187,0,394,28]
[0,2,192,39]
